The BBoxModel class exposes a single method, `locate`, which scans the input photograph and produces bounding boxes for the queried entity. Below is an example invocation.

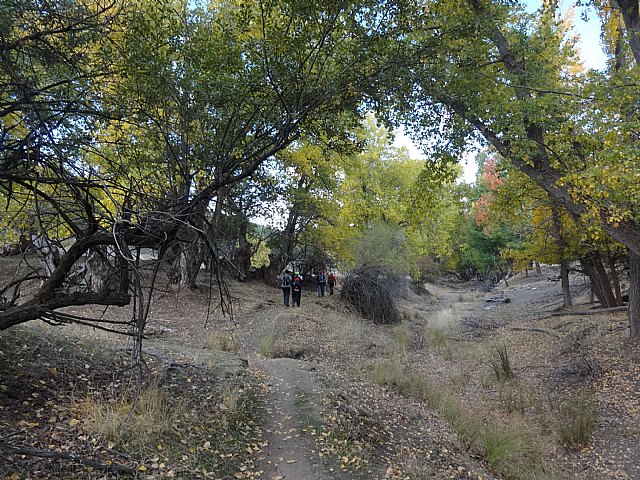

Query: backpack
[328,274,335,285]
[291,275,301,292]
[317,274,325,284]
[283,275,291,287]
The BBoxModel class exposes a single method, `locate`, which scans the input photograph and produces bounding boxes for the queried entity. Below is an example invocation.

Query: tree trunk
[629,250,640,336]
[615,0,640,67]
[608,256,622,304]
[268,205,300,281]
[170,201,208,290]
[233,218,253,281]
[580,253,618,308]
[552,204,572,308]
[173,239,203,290]
[535,261,542,276]
[560,260,572,308]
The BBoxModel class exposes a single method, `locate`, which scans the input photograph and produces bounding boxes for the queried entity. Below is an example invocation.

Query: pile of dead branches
[340,266,400,324]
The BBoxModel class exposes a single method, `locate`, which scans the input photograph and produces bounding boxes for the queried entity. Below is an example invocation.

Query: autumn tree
[0,0,425,333]
[393,0,640,335]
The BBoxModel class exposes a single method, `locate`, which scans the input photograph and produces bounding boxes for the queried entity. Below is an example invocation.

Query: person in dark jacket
[317,269,326,298]
[327,272,337,295]
[291,272,303,306]
[278,269,292,306]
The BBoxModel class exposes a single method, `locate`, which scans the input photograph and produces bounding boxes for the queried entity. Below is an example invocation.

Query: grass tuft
[206,333,239,353]
[371,358,406,387]
[393,323,412,355]
[424,308,459,353]
[554,396,597,450]
[489,344,515,380]
[259,328,281,357]
[482,422,544,479]
[79,382,184,450]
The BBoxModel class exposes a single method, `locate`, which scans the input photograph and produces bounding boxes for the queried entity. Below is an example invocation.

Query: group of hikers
[278,268,337,307]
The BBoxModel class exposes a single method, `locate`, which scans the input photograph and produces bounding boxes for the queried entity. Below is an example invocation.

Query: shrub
[340,266,401,324]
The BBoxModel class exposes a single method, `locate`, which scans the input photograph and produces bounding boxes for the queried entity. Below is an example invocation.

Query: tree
[0,0,427,333]
[393,0,640,334]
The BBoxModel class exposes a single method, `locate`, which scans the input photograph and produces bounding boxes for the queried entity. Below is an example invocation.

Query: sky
[393,0,607,184]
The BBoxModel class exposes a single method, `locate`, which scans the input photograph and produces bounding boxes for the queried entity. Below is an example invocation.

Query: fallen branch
[507,327,560,338]
[550,306,628,317]
[0,440,136,475]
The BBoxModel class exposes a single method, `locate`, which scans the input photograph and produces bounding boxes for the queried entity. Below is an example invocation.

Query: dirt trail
[243,309,333,480]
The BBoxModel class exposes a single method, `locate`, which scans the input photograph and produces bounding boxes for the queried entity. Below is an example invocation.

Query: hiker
[317,269,326,298]
[327,272,337,295]
[291,271,303,306]
[278,269,292,306]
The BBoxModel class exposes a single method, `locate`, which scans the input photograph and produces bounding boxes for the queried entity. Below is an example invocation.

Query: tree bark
[615,0,640,66]
[269,202,301,280]
[608,256,623,304]
[629,250,640,336]
[233,217,253,281]
[552,204,572,308]
[560,260,572,308]
[580,253,618,308]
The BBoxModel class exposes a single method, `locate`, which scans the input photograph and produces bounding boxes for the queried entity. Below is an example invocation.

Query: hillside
[1,266,639,479]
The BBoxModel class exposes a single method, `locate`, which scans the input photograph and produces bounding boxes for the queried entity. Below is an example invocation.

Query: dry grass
[553,395,597,450]
[393,323,412,355]
[259,328,282,357]
[79,382,183,450]
[206,333,240,353]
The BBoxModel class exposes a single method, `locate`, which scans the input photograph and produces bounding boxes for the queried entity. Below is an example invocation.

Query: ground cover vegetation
[2,0,640,478]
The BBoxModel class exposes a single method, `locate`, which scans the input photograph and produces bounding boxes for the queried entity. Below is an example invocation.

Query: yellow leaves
[18,420,40,428]
[68,418,81,427]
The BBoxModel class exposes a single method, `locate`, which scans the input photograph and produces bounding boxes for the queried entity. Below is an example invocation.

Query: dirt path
[242,308,333,480]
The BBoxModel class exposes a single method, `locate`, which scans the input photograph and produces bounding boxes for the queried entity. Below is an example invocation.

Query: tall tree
[393,0,640,334]
[0,0,424,331]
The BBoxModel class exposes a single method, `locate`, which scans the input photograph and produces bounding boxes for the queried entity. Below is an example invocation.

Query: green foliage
[458,223,513,278]
[353,221,410,273]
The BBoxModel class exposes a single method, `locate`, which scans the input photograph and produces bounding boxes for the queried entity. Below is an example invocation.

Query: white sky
[393,0,607,185]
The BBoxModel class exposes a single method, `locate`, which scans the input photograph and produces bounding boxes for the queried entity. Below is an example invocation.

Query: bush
[340,266,401,324]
